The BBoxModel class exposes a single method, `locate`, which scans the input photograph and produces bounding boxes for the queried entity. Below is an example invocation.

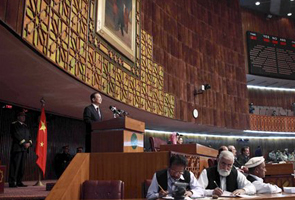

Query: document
[237,194,259,198]
[220,190,236,197]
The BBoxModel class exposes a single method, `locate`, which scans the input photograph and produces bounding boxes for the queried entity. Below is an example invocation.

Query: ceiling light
[287,13,292,16]
[247,85,295,92]
[255,1,261,6]
[291,0,294,2]
[145,129,295,139]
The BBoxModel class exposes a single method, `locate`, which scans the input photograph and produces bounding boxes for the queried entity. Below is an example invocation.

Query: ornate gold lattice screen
[22,0,174,118]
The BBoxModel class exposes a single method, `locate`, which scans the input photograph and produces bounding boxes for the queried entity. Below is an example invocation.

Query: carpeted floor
[0,180,56,200]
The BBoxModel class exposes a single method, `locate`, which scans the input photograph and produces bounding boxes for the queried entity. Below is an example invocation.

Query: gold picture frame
[96,0,136,61]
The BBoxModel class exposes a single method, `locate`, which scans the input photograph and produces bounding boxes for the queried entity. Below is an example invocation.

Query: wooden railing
[250,115,295,132]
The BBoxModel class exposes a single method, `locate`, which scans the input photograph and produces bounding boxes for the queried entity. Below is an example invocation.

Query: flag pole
[34,168,44,186]
[34,98,46,186]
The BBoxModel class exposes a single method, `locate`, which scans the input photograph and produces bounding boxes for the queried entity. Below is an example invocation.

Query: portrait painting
[96,0,136,61]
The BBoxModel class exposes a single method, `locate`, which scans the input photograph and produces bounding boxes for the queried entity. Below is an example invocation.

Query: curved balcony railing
[250,114,295,132]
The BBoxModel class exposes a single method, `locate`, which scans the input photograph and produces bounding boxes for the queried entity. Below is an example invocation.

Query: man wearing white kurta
[198,151,256,197]
[245,156,282,194]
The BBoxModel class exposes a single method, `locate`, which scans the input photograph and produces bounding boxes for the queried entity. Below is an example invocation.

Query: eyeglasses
[220,161,233,168]
[169,168,184,175]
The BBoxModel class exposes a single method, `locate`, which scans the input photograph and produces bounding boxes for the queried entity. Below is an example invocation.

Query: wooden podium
[91,116,145,152]
[160,143,218,158]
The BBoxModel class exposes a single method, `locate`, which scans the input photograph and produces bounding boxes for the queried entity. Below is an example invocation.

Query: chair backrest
[142,179,152,198]
[149,137,167,151]
[207,158,216,168]
[81,180,124,199]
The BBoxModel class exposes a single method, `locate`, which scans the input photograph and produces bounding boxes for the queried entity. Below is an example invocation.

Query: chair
[207,158,217,167]
[81,180,124,199]
[142,179,152,198]
[149,137,167,151]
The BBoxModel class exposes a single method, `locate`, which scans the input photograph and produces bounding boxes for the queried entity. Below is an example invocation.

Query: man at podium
[83,92,103,152]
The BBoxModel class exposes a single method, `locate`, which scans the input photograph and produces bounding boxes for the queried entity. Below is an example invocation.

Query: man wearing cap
[245,157,282,194]
[8,112,32,188]
[198,151,256,197]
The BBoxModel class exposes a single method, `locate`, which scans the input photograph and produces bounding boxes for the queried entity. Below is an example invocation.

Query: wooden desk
[160,144,218,157]
[265,163,294,187]
[160,144,218,178]
[221,193,295,200]
[94,194,295,200]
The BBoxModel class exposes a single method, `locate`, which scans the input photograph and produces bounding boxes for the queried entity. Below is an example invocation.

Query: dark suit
[237,154,249,166]
[54,152,73,178]
[9,121,32,185]
[83,104,103,152]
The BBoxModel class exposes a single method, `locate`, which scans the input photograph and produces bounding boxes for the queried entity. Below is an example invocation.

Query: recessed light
[287,13,292,16]
[255,1,261,6]
[291,0,294,2]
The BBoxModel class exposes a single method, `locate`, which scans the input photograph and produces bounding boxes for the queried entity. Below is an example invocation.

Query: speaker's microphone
[118,109,129,116]
[109,106,120,115]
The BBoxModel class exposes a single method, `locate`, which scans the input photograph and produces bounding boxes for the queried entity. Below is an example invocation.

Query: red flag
[35,107,47,177]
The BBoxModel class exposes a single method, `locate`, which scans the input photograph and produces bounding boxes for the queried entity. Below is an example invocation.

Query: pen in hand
[213,181,223,196]
[158,184,168,197]
[213,181,219,188]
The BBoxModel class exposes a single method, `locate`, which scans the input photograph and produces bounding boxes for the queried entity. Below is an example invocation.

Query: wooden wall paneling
[141,0,249,129]
[89,152,170,199]
[46,153,90,200]
[4,0,24,34]
[248,89,295,110]
[0,0,8,21]
[0,106,86,182]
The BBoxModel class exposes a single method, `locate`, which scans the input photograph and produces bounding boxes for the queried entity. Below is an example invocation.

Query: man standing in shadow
[83,92,103,152]
[54,145,73,178]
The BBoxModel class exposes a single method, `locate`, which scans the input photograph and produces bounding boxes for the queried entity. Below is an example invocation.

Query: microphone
[118,109,129,116]
[109,106,121,115]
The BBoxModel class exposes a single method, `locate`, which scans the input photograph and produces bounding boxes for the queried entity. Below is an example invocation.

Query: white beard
[217,164,231,177]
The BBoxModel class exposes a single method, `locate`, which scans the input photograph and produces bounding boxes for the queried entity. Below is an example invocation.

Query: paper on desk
[220,190,237,197]
[283,187,295,193]
[237,194,259,198]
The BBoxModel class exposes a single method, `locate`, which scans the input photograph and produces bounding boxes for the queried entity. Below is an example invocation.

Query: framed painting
[96,0,136,61]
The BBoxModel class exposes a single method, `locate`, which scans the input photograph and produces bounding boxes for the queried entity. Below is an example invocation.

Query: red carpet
[0,180,56,200]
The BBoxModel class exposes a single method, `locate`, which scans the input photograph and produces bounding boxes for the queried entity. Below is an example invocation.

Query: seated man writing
[198,151,256,197]
[245,156,282,194]
[146,155,204,199]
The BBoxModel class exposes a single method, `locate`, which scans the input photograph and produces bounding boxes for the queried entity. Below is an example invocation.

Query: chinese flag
[35,107,47,177]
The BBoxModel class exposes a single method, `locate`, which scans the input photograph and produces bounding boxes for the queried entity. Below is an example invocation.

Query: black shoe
[17,182,28,187]
[9,183,17,188]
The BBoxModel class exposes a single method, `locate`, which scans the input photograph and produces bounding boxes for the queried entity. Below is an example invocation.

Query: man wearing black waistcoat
[83,92,103,152]
[198,151,256,197]
[146,155,204,199]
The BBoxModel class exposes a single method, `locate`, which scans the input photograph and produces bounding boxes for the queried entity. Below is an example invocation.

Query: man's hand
[232,189,246,195]
[241,166,249,173]
[24,143,30,149]
[184,190,193,197]
[213,187,223,196]
[159,190,169,198]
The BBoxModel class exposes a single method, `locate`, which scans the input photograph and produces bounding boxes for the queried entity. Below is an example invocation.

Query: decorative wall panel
[249,114,295,132]
[141,0,250,129]
[22,0,175,118]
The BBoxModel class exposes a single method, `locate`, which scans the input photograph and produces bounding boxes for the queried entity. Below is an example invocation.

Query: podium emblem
[131,133,138,149]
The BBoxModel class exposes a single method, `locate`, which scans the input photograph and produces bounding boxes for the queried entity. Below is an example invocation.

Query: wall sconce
[194,84,211,96]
